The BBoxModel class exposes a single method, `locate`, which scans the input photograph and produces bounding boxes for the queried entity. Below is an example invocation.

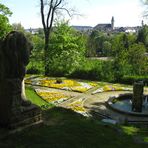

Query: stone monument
[132,81,144,112]
[0,31,42,129]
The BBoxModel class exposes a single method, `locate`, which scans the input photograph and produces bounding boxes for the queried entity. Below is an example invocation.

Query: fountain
[106,81,148,117]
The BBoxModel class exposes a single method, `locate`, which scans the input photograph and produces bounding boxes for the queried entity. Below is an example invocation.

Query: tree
[40,0,72,75]
[128,43,147,75]
[47,21,86,76]
[12,23,25,32]
[137,25,148,50]
[102,41,112,56]
[0,3,12,38]
[87,30,109,57]
[27,34,44,74]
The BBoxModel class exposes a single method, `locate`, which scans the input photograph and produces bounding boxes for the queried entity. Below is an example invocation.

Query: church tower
[111,16,114,30]
[141,20,144,27]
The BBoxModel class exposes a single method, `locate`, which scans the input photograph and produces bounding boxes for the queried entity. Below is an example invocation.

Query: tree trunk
[44,33,49,75]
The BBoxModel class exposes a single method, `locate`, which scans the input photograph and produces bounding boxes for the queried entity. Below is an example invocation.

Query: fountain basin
[106,93,148,117]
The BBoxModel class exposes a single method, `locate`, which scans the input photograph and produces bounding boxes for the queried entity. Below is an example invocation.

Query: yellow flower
[36,90,69,103]
[71,86,88,93]
[40,79,81,89]
[68,100,86,112]
[88,82,98,87]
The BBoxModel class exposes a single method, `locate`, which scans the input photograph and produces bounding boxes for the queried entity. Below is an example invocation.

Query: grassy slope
[25,86,52,108]
[0,107,147,148]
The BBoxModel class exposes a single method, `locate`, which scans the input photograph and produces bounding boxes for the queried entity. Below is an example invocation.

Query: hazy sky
[1,0,147,28]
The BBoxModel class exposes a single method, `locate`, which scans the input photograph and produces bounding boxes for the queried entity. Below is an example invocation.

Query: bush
[70,59,115,82]
[120,75,148,85]
[26,61,44,74]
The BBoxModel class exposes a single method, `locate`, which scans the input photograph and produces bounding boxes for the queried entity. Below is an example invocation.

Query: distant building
[94,16,114,31]
[142,20,144,27]
[111,16,115,30]
[71,25,93,32]
[25,28,39,34]
[93,16,141,33]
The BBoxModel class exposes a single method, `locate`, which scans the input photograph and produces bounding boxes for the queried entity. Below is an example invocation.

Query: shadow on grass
[0,107,147,148]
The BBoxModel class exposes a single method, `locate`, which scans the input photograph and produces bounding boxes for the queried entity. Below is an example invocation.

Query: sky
[1,0,147,29]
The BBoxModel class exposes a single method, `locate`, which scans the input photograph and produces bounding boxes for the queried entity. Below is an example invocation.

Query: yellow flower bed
[36,90,69,103]
[88,82,98,87]
[40,79,81,88]
[68,100,86,112]
[25,76,98,93]
[103,85,127,91]
[71,86,88,93]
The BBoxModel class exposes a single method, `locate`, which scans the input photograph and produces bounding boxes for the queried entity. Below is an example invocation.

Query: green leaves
[0,3,12,16]
[0,3,12,38]
[47,21,86,76]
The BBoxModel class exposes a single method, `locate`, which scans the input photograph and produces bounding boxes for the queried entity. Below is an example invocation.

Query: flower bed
[25,76,98,93]
[35,89,71,104]
[92,84,132,94]
[67,98,88,116]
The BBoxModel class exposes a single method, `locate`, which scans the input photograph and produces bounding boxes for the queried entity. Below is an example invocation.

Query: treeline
[26,22,148,84]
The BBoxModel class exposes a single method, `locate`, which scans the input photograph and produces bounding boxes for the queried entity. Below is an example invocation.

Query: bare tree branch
[40,0,46,30]
[46,0,54,28]
[55,0,62,7]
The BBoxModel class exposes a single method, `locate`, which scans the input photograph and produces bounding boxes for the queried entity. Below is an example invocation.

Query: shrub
[27,61,44,74]
[120,75,148,85]
[70,59,115,82]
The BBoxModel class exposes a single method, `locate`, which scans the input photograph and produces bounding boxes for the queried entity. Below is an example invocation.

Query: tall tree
[137,25,148,50]
[40,0,72,75]
[48,21,86,76]
[0,3,12,38]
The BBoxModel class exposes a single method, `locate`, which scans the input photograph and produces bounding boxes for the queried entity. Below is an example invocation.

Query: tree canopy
[47,21,86,76]
[0,3,12,38]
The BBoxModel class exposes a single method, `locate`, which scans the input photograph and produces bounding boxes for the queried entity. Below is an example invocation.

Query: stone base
[10,104,42,129]
[0,104,42,129]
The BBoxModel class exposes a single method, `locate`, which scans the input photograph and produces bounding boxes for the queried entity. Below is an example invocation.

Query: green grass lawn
[25,86,53,108]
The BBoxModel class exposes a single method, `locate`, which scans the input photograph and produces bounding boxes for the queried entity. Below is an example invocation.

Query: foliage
[70,59,115,82]
[111,33,147,80]
[27,21,147,83]
[128,43,147,75]
[137,25,148,51]
[102,40,112,56]
[27,34,44,74]
[0,3,12,38]
[47,21,86,76]
[120,75,148,85]
[87,30,111,56]
[40,0,72,75]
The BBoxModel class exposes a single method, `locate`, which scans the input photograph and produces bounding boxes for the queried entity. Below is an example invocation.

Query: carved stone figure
[0,31,42,128]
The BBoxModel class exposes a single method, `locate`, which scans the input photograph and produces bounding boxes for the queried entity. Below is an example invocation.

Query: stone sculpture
[0,31,42,129]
